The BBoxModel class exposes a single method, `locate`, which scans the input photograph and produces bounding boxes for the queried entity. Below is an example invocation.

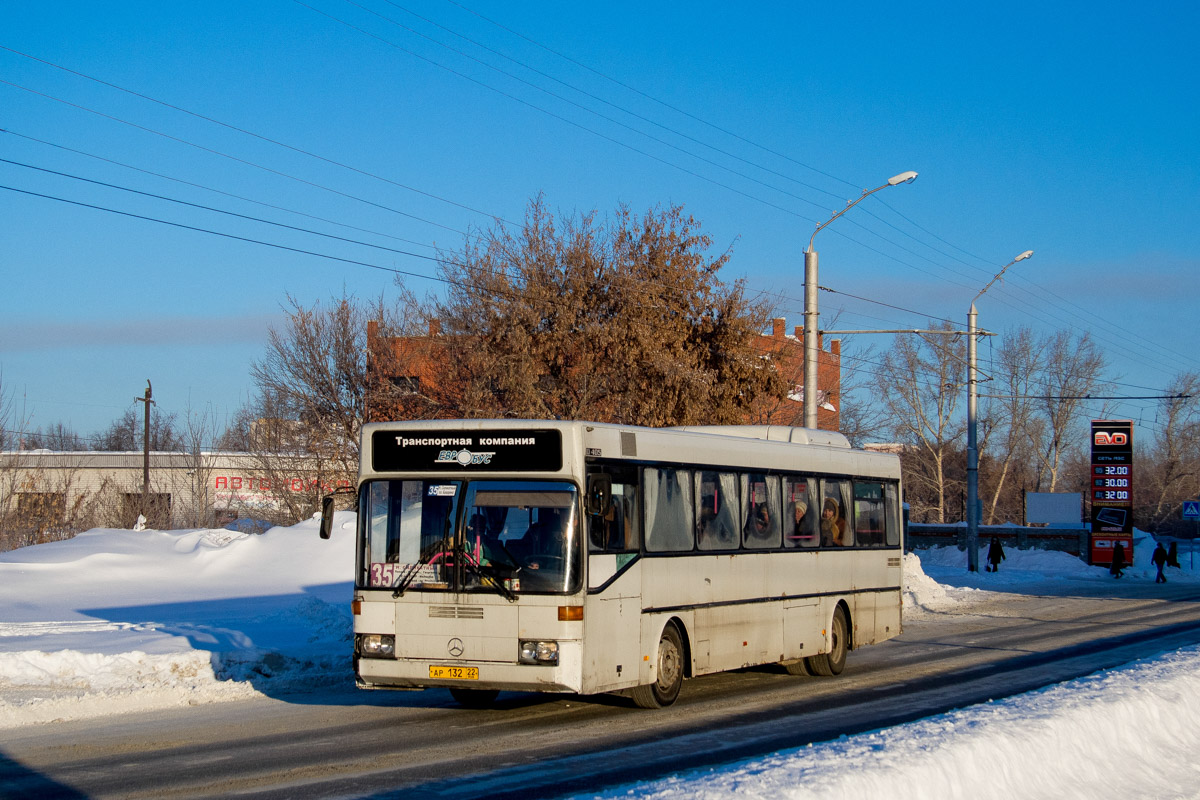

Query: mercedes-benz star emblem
[447,638,465,657]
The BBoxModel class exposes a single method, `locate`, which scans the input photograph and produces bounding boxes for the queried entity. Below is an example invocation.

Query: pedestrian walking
[1110,542,1127,579]
[1152,542,1169,583]
[986,536,1006,573]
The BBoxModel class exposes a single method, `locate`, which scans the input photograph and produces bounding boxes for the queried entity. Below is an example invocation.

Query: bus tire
[631,624,684,709]
[449,687,499,708]
[783,659,811,676]
[805,606,848,677]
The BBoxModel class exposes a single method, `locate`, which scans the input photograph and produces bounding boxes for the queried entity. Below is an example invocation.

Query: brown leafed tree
[431,197,785,425]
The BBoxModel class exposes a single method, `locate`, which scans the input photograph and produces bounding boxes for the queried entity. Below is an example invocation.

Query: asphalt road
[5,582,1200,800]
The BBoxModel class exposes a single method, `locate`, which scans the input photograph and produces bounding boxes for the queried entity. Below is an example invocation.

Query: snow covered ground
[3,520,1199,798]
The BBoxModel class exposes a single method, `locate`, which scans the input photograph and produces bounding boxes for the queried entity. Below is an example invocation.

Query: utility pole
[803,171,917,428]
[136,380,153,519]
[966,251,1033,572]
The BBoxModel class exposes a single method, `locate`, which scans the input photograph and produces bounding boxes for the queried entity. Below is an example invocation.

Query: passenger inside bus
[589,495,626,550]
[821,497,847,546]
[517,508,565,566]
[697,473,738,550]
[788,499,809,540]
[744,501,772,541]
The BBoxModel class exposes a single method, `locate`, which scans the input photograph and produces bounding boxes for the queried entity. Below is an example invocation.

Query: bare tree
[978,326,1047,524]
[178,398,224,528]
[94,407,183,452]
[233,292,421,522]
[1029,331,1110,492]
[1138,371,1200,532]
[876,323,966,523]
[21,422,86,451]
[834,338,891,447]
[0,370,14,452]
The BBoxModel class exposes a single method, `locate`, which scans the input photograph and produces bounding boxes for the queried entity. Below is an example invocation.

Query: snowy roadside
[584,643,1200,800]
[0,514,359,729]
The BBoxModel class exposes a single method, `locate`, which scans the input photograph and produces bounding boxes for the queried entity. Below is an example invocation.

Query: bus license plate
[429,665,478,680]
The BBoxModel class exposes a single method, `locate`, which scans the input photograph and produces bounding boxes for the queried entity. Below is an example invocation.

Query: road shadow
[0,751,88,799]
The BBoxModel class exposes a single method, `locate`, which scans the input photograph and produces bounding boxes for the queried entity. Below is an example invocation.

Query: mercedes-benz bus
[320,420,903,708]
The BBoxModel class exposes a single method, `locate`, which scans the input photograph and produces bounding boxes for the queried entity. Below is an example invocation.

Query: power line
[0,44,508,226]
[1,156,442,261]
[441,0,861,192]
[0,80,469,236]
[1,127,441,253]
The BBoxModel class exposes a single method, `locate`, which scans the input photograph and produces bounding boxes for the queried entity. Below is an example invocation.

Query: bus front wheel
[805,606,848,677]
[631,624,684,709]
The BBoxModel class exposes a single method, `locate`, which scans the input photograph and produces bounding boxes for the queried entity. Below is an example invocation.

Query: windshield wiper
[393,537,452,598]
[461,544,519,603]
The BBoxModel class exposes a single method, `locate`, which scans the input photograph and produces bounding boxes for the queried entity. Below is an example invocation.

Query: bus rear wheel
[783,659,811,676]
[631,624,684,708]
[449,687,499,708]
[804,606,848,677]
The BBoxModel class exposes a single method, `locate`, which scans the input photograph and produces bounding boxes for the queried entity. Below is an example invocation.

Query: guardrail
[906,523,1091,558]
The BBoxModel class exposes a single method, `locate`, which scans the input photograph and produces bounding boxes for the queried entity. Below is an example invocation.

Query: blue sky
[2,1,1198,445]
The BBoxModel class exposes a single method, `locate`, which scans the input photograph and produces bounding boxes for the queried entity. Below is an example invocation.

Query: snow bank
[0,513,358,728]
[589,645,1200,800]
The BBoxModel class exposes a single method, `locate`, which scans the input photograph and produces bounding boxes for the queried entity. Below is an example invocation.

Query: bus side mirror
[587,474,612,516]
[319,495,335,540]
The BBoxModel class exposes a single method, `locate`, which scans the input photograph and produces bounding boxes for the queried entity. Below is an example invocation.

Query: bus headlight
[358,634,395,658]
[519,640,559,665]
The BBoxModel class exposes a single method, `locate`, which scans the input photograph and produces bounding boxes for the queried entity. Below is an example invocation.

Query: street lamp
[803,171,918,428]
[966,249,1034,571]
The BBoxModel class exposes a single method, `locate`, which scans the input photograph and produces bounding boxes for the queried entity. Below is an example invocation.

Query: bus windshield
[359,479,581,595]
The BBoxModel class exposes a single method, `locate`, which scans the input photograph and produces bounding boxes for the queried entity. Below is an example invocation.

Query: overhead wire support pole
[136,380,153,521]
[804,171,917,428]
[966,250,1033,572]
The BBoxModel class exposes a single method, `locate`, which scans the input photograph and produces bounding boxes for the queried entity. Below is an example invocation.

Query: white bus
[320,420,904,708]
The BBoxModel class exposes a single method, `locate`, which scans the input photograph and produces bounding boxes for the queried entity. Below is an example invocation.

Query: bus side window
[645,467,694,552]
[885,483,900,547]
[743,473,781,549]
[820,480,853,547]
[784,477,818,548]
[588,470,641,553]
[588,482,638,551]
[696,470,739,551]
[854,481,886,547]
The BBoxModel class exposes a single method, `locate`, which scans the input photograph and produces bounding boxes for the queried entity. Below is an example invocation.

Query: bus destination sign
[372,429,563,473]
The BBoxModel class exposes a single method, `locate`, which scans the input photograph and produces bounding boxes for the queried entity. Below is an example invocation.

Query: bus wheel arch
[805,602,850,677]
[631,619,688,709]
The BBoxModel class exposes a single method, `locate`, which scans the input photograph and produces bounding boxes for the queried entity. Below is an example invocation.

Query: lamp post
[804,171,918,428]
[966,250,1033,571]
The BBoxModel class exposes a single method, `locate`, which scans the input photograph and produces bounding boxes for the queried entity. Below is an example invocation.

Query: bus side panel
[875,589,902,643]
[783,598,820,660]
[850,591,876,647]
[583,595,642,693]
[583,559,643,694]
